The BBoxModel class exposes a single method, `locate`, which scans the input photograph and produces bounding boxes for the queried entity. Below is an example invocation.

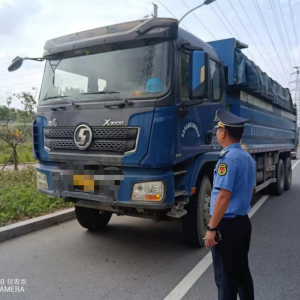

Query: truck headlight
[131,181,165,201]
[37,171,49,190]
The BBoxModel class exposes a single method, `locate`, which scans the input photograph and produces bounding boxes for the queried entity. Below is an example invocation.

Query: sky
[0,0,299,109]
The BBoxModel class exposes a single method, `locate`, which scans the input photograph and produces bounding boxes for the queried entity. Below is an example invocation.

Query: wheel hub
[203,194,211,228]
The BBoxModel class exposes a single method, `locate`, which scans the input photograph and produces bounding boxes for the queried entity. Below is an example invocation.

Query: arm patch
[218,163,227,176]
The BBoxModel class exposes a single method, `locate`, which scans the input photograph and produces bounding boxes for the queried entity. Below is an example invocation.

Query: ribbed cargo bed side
[236,91,297,153]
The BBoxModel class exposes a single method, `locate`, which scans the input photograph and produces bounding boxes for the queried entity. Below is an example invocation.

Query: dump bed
[209,38,297,153]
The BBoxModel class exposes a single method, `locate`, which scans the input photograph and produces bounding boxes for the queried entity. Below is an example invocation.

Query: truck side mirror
[8,56,24,72]
[189,51,209,100]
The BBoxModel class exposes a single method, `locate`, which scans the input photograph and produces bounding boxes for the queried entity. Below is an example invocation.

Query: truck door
[175,51,224,161]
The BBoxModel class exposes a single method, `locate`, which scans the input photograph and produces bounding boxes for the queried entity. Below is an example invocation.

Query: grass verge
[0,142,37,164]
[0,167,73,227]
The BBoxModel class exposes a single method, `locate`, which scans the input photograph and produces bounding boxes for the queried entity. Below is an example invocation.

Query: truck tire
[75,206,112,230]
[284,157,292,190]
[181,175,211,247]
[268,159,285,196]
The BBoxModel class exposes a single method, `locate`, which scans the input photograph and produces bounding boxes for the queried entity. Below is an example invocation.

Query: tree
[0,89,36,170]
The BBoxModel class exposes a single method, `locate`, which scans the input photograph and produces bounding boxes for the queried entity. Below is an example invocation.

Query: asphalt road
[0,158,300,300]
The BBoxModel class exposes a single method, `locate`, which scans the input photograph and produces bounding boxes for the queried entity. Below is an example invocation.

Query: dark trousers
[211,215,254,300]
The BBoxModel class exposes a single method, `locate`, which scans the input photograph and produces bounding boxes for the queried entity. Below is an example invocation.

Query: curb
[0,208,75,243]
[0,162,37,167]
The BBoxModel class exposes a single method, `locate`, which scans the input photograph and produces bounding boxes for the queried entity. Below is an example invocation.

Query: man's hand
[204,231,217,249]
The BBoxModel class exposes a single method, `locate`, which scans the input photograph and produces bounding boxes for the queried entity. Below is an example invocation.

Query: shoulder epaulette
[219,150,229,159]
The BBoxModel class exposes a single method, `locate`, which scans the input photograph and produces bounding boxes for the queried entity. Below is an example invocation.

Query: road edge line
[292,159,300,170]
[0,208,75,243]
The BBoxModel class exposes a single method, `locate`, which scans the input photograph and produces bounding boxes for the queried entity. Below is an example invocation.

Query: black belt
[222,215,249,221]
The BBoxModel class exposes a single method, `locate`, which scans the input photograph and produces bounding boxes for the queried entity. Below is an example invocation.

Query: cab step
[167,203,187,218]
[174,190,185,197]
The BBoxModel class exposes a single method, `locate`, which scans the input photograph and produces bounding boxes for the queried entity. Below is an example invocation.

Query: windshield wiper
[43,95,69,100]
[81,91,133,108]
[43,95,80,110]
[81,91,120,95]
[104,99,133,108]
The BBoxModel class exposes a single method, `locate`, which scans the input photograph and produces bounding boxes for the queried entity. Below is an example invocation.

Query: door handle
[205,130,213,144]
[177,103,188,117]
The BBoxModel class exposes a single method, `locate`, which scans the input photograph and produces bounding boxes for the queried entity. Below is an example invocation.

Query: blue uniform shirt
[210,143,256,218]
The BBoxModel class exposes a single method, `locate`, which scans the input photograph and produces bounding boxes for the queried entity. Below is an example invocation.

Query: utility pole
[152,3,158,18]
[290,67,300,127]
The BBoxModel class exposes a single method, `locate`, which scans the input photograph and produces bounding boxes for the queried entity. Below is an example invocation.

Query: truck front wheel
[75,206,112,230]
[181,175,211,247]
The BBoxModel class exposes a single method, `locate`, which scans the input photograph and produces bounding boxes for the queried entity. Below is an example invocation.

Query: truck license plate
[73,175,95,192]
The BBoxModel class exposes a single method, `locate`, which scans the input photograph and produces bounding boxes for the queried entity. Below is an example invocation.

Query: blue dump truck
[9,18,298,247]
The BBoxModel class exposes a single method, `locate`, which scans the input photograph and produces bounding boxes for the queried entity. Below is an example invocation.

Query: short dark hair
[225,126,244,141]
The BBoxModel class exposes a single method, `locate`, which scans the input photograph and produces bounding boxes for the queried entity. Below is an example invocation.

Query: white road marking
[163,253,213,300]
[292,159,300,170]
[248,195,269,219]
[163,160,300,300]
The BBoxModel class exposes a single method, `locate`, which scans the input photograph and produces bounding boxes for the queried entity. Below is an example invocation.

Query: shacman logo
[74,124,93,150]
[103,119,124,126]
[76,128,90,146]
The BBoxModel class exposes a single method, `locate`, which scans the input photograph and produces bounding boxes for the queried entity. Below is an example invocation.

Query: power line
[268,0,293,69]
[0,54,29,65]
[0,57,20,63]
[0,87,39,94]
[288,0,300,64]
[238,0,281,77]
[0,60,44,68]
[156,0,192,33]
[253,0,289,83]
[210,5,234,37]
[0,49,42,63]
[214,2,253,60]
[0,70,43,80]
[277,0,296,66]
[228,0,275,77]
[0,80,41,90]
[180,0,216,39]
[215,2,241,40]
[0,65,44,76]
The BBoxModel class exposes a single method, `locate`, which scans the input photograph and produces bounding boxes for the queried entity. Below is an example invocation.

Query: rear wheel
[268,159,285,196]
[75,206,112,230]
[284,157,292,190]
[181,175,211,247]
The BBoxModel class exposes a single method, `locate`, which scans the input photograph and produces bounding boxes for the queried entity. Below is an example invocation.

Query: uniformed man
[205,109,256,300]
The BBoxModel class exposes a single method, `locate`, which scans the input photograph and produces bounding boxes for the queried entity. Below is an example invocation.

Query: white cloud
[0,0,43,36]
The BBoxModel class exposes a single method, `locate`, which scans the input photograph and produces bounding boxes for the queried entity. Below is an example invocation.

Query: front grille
[49,140,77,150]
[47,129,75,138]
[93,129,128,139]
[89,141,125,152]
[48,140,126,152]
[45,128,133,139]
[44,126,138,154]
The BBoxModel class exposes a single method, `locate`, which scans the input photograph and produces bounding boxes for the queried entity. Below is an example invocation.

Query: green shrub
[0,167,73,227]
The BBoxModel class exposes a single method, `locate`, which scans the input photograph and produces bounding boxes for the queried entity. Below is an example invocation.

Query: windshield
[39,40,172,102]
